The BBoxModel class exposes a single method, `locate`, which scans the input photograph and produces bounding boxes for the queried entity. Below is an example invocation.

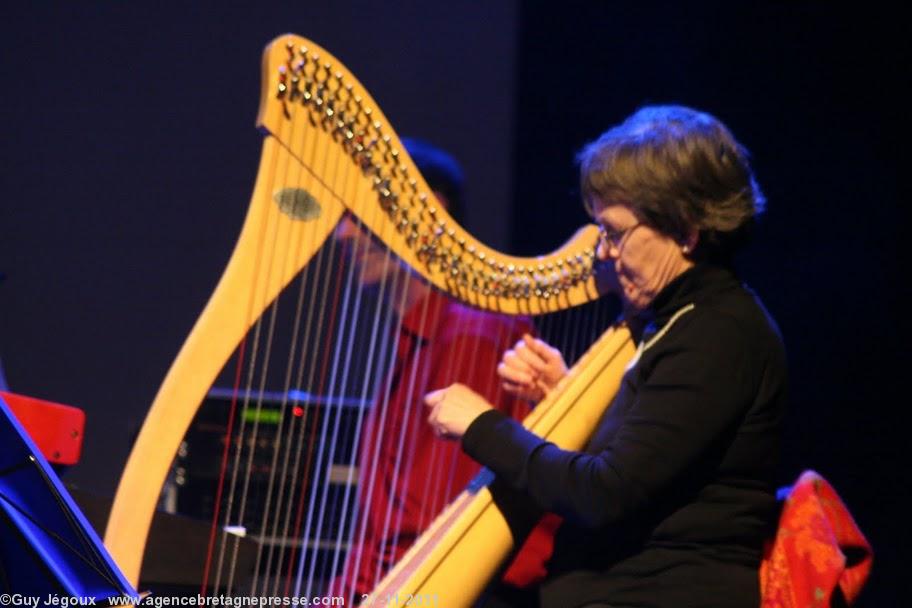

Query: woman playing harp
[427,105,787,608]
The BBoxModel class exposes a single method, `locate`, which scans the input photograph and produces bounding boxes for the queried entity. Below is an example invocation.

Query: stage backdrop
[1,2,518,493]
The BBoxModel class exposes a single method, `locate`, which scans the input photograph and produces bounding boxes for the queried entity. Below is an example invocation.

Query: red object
[333,290,533,598]
[1,391,85,465]
[760,470,873,607]
[501,513,562,587]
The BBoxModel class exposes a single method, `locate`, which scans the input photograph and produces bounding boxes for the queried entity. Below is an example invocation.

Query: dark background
[1,3,903,604]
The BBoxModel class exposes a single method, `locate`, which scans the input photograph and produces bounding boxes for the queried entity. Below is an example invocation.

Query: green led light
[242,408,283,424]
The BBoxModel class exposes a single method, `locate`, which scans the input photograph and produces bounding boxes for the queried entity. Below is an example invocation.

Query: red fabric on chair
[501,513,563,587]
[760,470,873,607]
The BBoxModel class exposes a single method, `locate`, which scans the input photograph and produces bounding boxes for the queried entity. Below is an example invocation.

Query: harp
[104,34,635,603]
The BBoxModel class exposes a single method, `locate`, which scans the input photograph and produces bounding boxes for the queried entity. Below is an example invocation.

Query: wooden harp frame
[104,34,634,597]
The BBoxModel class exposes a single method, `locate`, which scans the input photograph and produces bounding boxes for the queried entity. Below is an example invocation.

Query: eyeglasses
[598,222,643,252]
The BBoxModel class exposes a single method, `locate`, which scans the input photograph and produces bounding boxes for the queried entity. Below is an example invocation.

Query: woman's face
[594,203,695,310]
[334,215,402,285]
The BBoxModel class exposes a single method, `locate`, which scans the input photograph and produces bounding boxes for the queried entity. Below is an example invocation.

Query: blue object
[0,394,136,597]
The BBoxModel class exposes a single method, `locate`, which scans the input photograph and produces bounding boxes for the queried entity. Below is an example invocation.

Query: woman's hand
[425,383,494,440]
[497,333,568,402]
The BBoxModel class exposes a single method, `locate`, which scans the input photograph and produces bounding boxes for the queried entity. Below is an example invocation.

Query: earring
[682,244,691,254]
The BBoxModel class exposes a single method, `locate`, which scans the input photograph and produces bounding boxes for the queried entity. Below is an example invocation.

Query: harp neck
[257,35,602,315]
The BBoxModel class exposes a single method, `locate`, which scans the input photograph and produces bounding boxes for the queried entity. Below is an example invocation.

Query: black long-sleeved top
[463,264,787,608]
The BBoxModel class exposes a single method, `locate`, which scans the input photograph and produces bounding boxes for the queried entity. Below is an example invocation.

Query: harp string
[214,102,314,594]
[292,134,374,597]
[247,104,337,595]
[339,269,410,601]
[204,109,297,595]
[275,117,353,596]
[326,244,404,595]
[229,122,323,595]
[200,322,249,594]
[310,208,404,593]
[204,93,344,594]
[252,110,332,595]
[324,150,418,590]
[282,238,348,595]
[266,243,338,598]
[368,281,432,593]
[329,175,417,598]
[322,143,413,595]
[435,313,526,511]
[409,309,486,531]
[252,255,315,595]
[291,124,416,596]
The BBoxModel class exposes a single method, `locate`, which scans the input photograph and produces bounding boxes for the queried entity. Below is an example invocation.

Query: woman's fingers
[513,335,548,373]
[520,334,568,388]
[424,387,446,407]
[501,379,543,401]
[497,360,535,385]
[424,383,493,439]
[523,334,563,366]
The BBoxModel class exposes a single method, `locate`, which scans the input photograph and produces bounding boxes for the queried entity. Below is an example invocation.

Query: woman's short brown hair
[578,105,765,260]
